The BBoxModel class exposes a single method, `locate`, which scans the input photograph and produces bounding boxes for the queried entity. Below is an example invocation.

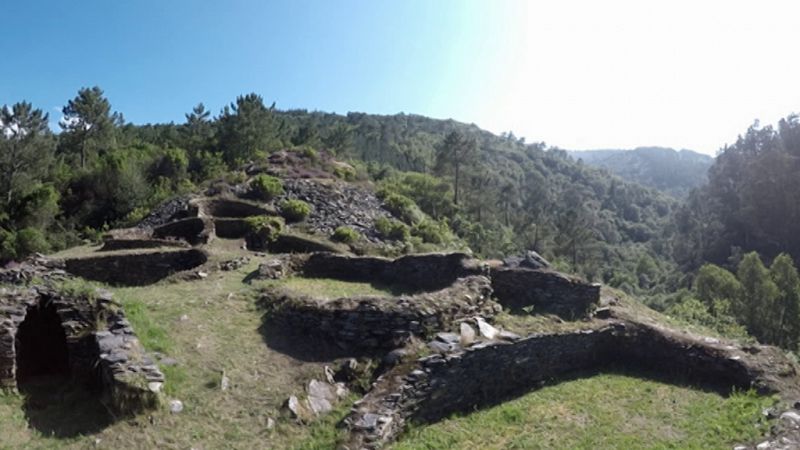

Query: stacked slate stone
[0,255,68,285]
[342,318,800,449]
[0,284,164,416]
[277,179,392,243]
[266,276,496,350]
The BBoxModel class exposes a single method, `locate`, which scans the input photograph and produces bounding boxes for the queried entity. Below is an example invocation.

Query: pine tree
[769,253,800,349]
[217,93,280,166]
[59,86,121,169]
[737,252,779,341]
[434,131,478,205]
[0,102,55,207]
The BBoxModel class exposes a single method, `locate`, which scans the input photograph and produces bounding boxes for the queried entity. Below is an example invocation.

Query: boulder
[459,323,476,346]
[475,317,499,340]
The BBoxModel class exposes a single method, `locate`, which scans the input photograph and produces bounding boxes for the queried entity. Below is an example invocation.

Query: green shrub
[411,219,453,245]
[16,228,50,255]
[331,226,360,244]
[665,297,749,339]
[244,216,284,250]
[250,174,284,201]
[375,216,410,241]
[279,199,311,222]
[0,229,18,261]
[300,146,318,161]
[333,164,357,181]
[383,193,424,224]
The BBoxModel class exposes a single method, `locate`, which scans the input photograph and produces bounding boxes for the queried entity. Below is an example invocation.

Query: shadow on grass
[413,363,751,426]
[18,375,111,438]
[258,316,383,362]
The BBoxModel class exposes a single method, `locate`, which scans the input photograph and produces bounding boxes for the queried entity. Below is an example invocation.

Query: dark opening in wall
[15,298,70,383]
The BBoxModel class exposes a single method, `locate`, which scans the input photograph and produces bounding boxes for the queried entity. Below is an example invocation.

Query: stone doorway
[15,298,70,383]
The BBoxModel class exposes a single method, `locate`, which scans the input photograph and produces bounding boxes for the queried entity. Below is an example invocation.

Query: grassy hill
[0,241,776,449]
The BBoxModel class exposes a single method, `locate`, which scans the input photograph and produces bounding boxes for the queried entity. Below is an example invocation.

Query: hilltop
[568,147,714,198]
[1,154,798,449]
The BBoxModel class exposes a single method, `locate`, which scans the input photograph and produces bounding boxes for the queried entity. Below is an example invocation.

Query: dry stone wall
[301,252,485,292]
[203,198,274,218]
[152,217,212,245]
[343,319,800,449]
[0,287,163,416]
[213,218,251,239]
[64,249,208,286]
[490,267,601,319]
[265,276,496,350]
[100,238,189,252]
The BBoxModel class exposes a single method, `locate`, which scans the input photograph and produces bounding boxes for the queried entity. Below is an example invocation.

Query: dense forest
[568,147,713,198]
[2,87,800,350]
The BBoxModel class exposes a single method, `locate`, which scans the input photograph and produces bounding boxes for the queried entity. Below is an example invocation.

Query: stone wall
[265,276,495,350]
[202,198,274,218]
[100,238,189,251]
[0,287,163,416]
[490,267,600,318]
[65,249,208,286]
[213,218,251,239]
[268,234,346,254]
[301,252,485,292]
[342,319,800,449]
[152,217,211,245]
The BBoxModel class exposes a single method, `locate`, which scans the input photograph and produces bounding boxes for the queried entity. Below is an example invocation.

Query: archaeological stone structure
[265,275,496,350]
[342,318,800,449]
[0,276,164,416]
[64,248,208,286]
[246,250,800,450]
[4,175,799,449]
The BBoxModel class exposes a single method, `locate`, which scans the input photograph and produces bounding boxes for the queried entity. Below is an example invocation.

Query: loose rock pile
[278,179,391,243]
[0,255,68,285]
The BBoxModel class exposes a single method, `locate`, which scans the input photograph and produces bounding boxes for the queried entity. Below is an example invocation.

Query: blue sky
[3,0,800,154]
[3,1,503,129]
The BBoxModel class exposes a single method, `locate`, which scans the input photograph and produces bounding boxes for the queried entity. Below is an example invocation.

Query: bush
[250,174,284,201]
[374,216,410,241]
[279,199,311,222]
[16,227,50,255]
[0,227,50,262]
[382,193,424,224]
[333,164,357,181]
[151,148,189,181]
[411,219,453,245]
[300,146,318,161]
[665,297,749,339]
[244,216,284,250]
[331,226,360,244]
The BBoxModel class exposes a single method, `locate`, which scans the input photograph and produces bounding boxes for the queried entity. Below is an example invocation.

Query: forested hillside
[671,116,800,270]
[0,88,676,288]
[569,147,713,198]
[4,87,800,351]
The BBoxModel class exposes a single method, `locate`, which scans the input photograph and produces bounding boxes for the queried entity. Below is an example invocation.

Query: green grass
[0,245,777,449]
[261,276,400,299]
[0,252,359,449]
[391,373,774,450]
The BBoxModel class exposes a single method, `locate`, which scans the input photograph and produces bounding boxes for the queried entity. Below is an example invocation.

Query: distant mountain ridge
[568,147,713,197]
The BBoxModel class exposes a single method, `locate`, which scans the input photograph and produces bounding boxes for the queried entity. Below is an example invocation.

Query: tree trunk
[454,161,460,205]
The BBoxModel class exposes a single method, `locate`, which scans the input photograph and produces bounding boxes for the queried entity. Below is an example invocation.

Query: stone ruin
[252,251,800,450]
[8,177,800,448]
[0,264,164,417]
